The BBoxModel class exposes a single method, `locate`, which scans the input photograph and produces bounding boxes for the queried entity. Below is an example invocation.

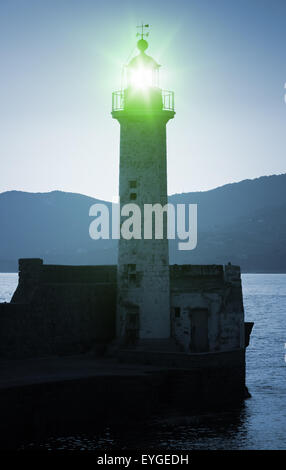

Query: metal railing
[162,90,175,111]
[112,89,175,113]
[112,90,125,112]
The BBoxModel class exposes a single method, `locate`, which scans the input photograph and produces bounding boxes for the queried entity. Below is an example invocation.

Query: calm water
[0,273,18,303]
[0,273,285,450]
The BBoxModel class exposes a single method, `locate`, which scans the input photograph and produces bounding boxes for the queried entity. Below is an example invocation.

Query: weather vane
[136,23,150,40]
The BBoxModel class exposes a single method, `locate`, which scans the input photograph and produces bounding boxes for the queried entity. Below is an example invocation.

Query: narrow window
[129,273,137,282]
[129,180,137,188]
[128,264,136,272]
[174,307,181,318]
[130,192,137,200]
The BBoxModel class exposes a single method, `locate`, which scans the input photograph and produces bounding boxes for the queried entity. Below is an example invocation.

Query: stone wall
[170,263,245,353]
[117,116,172,341]
[0,259,247,359]
[0,259,116,358]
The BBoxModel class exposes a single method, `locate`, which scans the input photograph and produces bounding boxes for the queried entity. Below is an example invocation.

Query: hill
[1,173,286,272]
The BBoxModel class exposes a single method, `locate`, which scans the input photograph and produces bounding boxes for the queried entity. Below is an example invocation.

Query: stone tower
[112,31,175,347]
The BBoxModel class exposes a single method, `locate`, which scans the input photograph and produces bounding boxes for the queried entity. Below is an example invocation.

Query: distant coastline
[1,173,286,274]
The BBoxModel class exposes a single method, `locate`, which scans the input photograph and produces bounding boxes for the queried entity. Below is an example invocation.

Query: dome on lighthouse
[128,39,160,70]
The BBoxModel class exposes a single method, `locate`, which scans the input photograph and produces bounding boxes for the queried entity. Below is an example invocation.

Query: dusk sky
[1,0,285,201]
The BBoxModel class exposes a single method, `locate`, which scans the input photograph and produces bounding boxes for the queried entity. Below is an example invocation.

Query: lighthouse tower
[112,27,175,347]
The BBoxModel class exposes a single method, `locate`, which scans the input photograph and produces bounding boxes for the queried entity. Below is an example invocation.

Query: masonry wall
[170,264,245,353]
[116,115,172,341]
[0,260,247,358]
[0,259,116,358]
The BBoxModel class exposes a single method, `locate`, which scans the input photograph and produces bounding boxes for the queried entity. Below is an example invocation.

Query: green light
[111,27,175,116]
[126,37,160,91]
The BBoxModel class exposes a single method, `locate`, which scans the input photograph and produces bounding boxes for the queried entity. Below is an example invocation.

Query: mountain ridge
[1,173,286,272]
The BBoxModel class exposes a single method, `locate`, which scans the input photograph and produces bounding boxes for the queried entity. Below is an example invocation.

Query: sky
[0,0,285,201]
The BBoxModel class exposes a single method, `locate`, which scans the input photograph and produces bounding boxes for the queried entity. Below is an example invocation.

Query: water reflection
[21,404,251,450]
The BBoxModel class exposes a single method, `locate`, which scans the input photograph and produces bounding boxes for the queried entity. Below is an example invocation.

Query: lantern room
[126,38,160,89]
[111,26,175,117]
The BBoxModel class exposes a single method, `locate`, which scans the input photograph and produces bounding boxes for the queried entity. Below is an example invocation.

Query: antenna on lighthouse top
[136,23,150,40]
[136,23,150,53]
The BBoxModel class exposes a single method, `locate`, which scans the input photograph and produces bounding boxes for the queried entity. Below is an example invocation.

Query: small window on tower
[129,180,137,188]
[128,264,136,272]
[130,192,137,200]
[174,307,181,318]
[127,264,137,283]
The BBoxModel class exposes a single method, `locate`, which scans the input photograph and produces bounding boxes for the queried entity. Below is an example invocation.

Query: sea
[0,272,285,450]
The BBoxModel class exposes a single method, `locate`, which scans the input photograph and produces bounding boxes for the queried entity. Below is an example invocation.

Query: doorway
[190,308,209,353]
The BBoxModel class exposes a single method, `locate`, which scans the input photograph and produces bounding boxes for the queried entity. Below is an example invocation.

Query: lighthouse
[4,28,251,409]
[112,26,175,347]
